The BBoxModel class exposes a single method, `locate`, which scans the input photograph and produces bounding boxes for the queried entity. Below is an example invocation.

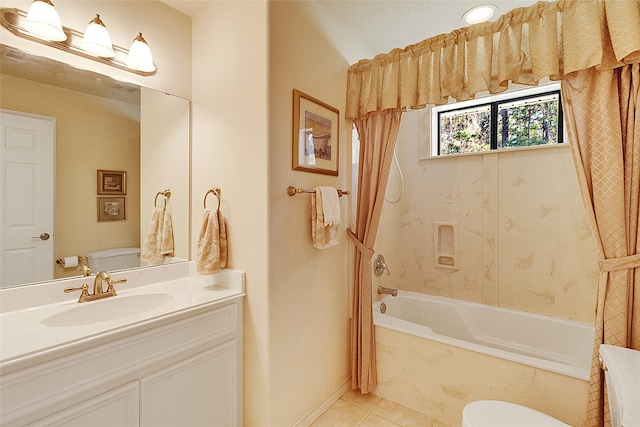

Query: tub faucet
[377,286,398,297]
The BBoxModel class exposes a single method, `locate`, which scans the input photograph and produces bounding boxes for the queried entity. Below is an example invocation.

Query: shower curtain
[348,110,402,393]
[561,63,640,426]
[344,1,640,423]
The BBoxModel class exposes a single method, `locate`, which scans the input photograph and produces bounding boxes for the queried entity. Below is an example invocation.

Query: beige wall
[268,2,356,425]
[140,88,190,260]
[1,73,140,278]
[191,2,270,425]
[375,109,599,322]
[192,1,363,425]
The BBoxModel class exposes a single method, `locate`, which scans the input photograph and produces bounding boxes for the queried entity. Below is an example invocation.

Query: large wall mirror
[0,44,190,288]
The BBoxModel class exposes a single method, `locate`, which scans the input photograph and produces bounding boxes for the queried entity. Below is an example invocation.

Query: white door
[0,110,55,288]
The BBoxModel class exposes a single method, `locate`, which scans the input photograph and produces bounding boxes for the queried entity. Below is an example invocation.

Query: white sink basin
[41,293,173,327]
[1,266,245,366]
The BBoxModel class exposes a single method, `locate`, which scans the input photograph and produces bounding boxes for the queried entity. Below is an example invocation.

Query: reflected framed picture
[97,169,126,195]
[292,89,339,176]
[97,197,126,222]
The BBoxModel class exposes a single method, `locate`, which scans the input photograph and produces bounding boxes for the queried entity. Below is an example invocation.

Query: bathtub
[372,291,594,426]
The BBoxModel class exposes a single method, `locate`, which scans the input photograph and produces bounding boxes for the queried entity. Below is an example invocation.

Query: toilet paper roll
[62,256,78,268]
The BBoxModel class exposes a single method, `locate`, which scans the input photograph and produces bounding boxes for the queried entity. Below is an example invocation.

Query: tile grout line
[354,398,403,427]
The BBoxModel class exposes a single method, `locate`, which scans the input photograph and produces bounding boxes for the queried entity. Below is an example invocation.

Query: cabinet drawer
[28,381,140,427]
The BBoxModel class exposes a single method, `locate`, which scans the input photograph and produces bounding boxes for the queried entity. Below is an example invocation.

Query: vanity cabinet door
[140,340,239,427]
[28,381,139,427]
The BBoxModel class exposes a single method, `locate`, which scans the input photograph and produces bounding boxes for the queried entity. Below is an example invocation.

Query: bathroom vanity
[0,262,244,426]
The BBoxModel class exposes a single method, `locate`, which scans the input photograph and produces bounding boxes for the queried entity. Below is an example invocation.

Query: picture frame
[292,89,339,176]
[97,169,126,195]
[97,197,126,222]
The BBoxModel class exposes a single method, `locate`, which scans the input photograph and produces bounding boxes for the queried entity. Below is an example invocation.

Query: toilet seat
[462,400,571,427]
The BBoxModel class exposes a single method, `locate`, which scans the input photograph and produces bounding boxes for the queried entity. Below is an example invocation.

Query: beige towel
[311,186,340,249]
[196,209,228,274]
[141,207,174,264]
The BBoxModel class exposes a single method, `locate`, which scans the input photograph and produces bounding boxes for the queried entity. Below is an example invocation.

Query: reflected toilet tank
[86,247,141,271]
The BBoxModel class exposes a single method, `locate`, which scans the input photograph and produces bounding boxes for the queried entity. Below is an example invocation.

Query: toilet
[462,345,640,427]
[86,247,141,271]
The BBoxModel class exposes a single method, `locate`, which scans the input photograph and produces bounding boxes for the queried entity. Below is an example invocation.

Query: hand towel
[141,207,175,264]
[311,186,340,249]
[196,208,228,274]
[317,186,341,226]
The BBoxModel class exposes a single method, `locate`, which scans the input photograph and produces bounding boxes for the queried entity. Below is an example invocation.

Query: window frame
[430,83,563,157]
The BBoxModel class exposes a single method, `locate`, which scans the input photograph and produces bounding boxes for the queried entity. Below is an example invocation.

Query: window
[431,84,563,156]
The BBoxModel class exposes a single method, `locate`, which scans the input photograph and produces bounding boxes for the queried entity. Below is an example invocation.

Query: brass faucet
[377,286,398,297]
[64,271,127,303]
[94,271,110,296]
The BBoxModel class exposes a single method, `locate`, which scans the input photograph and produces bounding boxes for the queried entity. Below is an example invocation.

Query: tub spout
[377,286,398,297]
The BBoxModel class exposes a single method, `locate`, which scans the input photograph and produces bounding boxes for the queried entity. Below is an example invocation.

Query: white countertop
[0,263,245,372]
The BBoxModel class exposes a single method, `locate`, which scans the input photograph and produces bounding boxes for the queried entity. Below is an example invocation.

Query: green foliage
[439,94,560,155]
[498,98,559,149]
[440,108,490,154]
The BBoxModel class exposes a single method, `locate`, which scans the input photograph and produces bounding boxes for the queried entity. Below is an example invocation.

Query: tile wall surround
[374,326,588,427]
[375,109,600,322]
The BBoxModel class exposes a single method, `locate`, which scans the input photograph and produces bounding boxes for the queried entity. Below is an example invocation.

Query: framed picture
[97,197,126,221]
[97,169,126,195]
[292,89,339,176]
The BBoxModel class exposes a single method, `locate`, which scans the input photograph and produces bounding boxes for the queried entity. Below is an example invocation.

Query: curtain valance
[345,0,640,119]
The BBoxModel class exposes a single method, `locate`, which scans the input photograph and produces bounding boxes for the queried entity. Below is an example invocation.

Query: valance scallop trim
[345,0,640,119]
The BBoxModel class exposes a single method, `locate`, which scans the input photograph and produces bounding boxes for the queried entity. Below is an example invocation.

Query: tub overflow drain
[380,303,387,314]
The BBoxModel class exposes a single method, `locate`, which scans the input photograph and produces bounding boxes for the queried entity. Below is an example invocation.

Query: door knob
[32,233,51,241]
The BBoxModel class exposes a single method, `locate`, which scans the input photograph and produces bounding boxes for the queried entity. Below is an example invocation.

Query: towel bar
[287,186,349,197]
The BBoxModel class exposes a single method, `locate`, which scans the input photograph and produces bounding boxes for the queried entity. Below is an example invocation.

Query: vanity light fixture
[0,6,156,76]
[463,4,497,25]
[22,0,66,42]
[81,14,115,58]
[127,33,155,72]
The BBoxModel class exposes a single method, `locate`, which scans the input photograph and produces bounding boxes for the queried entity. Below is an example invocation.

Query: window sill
[419,141,569,161]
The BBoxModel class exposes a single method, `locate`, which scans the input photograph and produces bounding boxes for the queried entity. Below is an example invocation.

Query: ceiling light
[127,33,156,72]
[22,0,66,41]
[81,15,115,58]
[463,4,497,25]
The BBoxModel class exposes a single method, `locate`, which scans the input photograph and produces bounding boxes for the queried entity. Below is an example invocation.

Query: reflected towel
[196,209,228,274]
[311,186,340,249]
[141,207,174,264]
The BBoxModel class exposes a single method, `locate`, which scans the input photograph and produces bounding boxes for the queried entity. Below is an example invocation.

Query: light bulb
[463,5,497,25]
[127,33,155,72]
[81,15,115,58]
[23,0,66,42]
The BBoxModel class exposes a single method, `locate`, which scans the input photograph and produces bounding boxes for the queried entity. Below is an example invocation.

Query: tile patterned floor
[311,389,451,427]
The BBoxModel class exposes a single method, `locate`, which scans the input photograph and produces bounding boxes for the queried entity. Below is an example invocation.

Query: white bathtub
[373,291,594,380]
